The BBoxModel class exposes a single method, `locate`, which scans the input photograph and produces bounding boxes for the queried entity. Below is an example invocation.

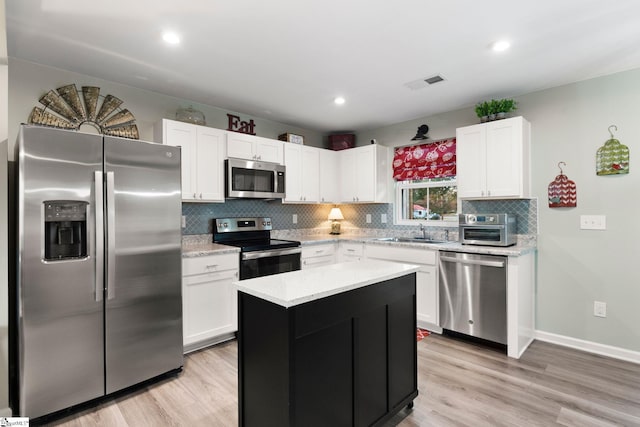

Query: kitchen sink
[375,236,448,244]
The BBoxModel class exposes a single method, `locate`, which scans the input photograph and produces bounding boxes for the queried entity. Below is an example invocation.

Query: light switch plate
[580,215,606,230]
[366,214,372,223]
[181,215,186,228]
[381,214,387,223]
[292,214,298,224]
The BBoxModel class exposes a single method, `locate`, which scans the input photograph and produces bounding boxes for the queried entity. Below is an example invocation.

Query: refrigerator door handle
[94,171,104,302]
[106,171,116,300]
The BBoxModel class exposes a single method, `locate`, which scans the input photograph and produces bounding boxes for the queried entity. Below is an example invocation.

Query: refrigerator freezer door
[103,136,183,394]
[16,126,104,418]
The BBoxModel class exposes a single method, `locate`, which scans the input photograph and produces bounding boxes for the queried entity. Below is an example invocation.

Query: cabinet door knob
[193,193,197,198]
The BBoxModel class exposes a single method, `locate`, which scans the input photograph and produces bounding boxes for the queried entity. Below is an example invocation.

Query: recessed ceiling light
[162,31,180,45]
[334,97,346,105]
[491,40,510,52]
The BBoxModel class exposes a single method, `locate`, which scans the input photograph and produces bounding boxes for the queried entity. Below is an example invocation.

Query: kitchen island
[236,260,420,427]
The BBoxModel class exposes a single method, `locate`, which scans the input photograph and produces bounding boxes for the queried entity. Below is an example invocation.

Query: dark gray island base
[238,269,418,427]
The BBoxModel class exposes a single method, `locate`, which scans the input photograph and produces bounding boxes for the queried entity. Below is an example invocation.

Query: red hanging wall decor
[548,162,577,208]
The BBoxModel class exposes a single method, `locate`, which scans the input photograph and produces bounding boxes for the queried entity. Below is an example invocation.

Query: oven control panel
[459,213,511,225]
[215,217,273,233]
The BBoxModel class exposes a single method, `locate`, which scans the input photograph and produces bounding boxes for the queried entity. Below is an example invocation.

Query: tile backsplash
[461,198,538,235]
[182,198,538,236]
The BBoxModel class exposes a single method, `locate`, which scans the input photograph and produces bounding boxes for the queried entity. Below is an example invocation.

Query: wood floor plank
[555,407,620,427]
[44,334,640,427]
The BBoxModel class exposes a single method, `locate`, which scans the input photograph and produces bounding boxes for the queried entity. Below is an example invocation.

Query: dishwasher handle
[440,255,505,268]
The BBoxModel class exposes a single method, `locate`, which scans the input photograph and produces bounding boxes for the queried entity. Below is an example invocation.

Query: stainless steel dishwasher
[439,251,507,344]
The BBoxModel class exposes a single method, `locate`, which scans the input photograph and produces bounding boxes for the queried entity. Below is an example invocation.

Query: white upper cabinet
[339,144,390,203]
[155,119,226,202]
[456,116,531,199]
[227,132,284,164]
[284,144,320,203]
[319,149,339,203]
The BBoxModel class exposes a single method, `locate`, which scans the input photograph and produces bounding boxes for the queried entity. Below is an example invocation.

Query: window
[392,137,457,225]
[395,177,458,225]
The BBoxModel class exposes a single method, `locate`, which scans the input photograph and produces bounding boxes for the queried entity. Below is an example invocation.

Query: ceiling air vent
[404,74,446,90]
[424,75,445,85]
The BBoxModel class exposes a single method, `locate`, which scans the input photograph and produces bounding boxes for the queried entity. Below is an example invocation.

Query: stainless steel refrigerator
[13,125,183,419]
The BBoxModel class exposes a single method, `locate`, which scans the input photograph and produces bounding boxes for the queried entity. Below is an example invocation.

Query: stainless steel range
[213,217,301,280]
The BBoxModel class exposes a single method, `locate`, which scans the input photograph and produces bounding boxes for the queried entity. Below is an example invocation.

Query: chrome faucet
[419,223,428,239]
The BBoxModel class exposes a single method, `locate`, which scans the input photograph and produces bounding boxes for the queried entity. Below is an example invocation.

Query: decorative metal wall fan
[28,84,139,139]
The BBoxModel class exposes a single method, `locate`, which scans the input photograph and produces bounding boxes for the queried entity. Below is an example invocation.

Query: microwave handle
[275,171,285,195]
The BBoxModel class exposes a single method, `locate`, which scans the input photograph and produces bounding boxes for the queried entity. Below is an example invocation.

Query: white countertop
[235,260,420,308]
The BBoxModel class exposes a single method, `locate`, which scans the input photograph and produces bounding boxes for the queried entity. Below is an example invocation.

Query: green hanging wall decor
[596,125,629,175]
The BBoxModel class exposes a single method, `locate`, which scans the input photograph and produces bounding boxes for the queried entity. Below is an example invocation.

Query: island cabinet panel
[238,273,418,427]
[238,293,290,427]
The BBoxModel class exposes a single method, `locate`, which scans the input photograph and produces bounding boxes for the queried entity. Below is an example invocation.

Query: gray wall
[1,0,10,414]
[6,58,326,160]
[359,68,640,353]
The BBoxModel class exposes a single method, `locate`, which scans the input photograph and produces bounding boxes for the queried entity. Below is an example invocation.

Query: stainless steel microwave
[225,157,286,199]
[458,213,517,247]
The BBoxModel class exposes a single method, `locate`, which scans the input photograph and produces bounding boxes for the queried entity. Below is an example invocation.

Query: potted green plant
[487,99,500,121]
[496,98,517,119]
[474,101,490,123]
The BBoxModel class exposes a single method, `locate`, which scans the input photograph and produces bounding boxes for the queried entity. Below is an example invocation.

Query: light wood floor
[46,334,640,426]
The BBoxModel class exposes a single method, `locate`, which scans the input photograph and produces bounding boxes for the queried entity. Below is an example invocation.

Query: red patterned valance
[392,137,456,181]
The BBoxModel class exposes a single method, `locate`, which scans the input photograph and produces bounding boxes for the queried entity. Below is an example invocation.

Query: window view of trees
[409,187,457,220]
[400,178,457,221]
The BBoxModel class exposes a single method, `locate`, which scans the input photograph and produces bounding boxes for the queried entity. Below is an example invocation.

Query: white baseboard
[535,330,640,364]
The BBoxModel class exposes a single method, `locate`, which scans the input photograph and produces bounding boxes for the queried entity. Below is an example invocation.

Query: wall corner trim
[535,330,640,365]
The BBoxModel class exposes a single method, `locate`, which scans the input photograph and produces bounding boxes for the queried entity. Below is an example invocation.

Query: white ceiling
[6,0,640,133]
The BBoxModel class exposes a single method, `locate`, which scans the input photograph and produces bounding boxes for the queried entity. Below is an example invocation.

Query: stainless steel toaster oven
[458,213,517,247]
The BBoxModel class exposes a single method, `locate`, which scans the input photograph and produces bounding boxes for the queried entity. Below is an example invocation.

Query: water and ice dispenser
[44,201,88,260]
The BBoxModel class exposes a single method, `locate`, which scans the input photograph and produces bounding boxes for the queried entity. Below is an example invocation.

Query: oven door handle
[241,247,302,260]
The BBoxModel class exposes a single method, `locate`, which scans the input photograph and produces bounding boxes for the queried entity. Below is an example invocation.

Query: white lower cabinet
[301,243,337,269]
[337,241,364,263]
[365,244,441,332]
[182,253,239,353]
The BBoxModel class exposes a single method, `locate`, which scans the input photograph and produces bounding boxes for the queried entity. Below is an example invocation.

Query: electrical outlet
[381,214,387,223]
[580,215,606,230]
[292,214,298,224]
[181,215,186,228]
[594,301,607,318]
[366,214,371,223]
